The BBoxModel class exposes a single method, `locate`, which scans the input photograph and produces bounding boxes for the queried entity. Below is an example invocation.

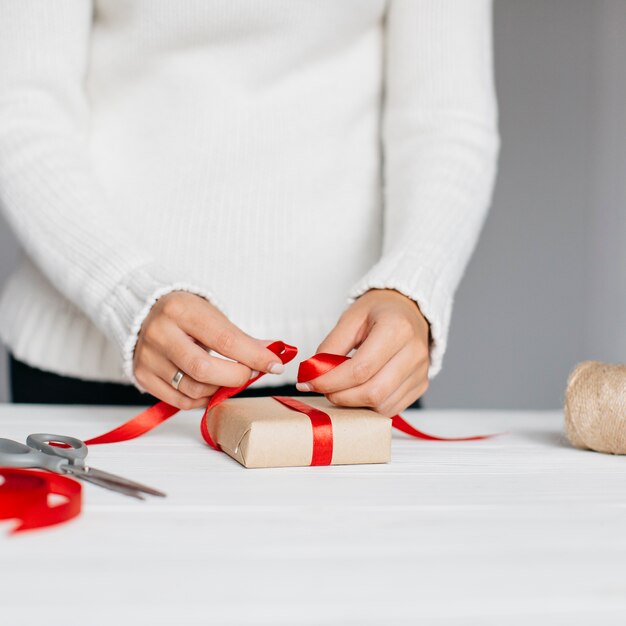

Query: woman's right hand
[133,291,285,409]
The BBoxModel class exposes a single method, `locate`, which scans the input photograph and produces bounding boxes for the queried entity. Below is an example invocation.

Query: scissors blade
[65,466,145,500]
[82,466,166,498]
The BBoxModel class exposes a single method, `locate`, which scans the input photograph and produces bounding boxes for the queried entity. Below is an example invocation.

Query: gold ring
[171,369,184,391]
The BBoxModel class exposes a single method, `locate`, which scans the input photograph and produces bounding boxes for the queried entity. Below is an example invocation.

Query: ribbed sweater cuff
[347,255,453,379]
[101,265,225,390]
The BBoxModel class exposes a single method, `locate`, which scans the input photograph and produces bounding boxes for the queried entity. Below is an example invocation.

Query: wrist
[364,288,432,347]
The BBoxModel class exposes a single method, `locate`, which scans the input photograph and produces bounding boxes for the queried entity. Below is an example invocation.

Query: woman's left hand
[297,288,431,417]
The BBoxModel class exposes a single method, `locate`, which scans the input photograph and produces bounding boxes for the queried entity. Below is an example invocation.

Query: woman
[0,0,499,416]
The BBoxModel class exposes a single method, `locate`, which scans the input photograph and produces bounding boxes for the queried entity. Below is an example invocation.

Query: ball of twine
[564,360,626,454]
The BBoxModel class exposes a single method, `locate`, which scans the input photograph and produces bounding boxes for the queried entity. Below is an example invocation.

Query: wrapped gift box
[204,395,392,468]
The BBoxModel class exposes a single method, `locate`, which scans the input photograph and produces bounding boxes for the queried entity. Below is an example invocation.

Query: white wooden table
[1,404,625,625]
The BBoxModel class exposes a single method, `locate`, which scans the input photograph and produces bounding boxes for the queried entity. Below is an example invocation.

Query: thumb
[315,310,364,356]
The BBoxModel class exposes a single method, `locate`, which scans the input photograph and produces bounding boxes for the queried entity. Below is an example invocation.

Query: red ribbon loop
[297,352,345,381]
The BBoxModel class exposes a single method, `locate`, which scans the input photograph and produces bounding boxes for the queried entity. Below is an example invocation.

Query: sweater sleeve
[346,0,500,379]
[0,0,225,386]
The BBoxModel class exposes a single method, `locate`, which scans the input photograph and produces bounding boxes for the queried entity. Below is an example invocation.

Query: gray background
[1,1,624,408]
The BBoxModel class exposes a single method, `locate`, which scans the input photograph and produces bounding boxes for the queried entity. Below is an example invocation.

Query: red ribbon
[0,468,82,534]
[81,341,493,458]
[198,341,298,450]
[2,342,492,534]
[79,341,297,448]
[272,395,334,466]
[295,352,491,443]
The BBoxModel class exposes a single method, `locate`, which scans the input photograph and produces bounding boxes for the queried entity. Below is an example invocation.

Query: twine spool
[564,360,626,454]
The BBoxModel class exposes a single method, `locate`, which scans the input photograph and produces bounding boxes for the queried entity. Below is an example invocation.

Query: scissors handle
[0,438,66,471]
[26,433,88,467]
[0,435,165,499]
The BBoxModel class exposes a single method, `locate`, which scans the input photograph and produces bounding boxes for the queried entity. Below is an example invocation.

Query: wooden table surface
[1,403,625,625]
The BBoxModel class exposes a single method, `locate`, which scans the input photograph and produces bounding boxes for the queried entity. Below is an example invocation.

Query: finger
[324,344,427,412]
[315,310,365,356]
[135,370,209,411]
[380,374,429,418]
[370,364,429,418]
[160,326,258,388]
[176,369,220,400]
[142,345,220,400]
[178,301,285,374]
[302,318,411,394]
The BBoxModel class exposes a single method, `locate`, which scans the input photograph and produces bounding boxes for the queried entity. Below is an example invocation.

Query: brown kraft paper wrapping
[205,395,392,468]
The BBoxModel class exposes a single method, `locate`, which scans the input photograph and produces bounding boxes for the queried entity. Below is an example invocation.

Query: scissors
[0,433,166,500]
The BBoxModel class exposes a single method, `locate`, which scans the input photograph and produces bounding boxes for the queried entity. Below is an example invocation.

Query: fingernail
[296,382,312,392]
[249,370,259,379]
[268,362,284,374]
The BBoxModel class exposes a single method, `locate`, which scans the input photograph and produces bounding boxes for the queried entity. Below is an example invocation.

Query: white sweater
[0,0,499,390]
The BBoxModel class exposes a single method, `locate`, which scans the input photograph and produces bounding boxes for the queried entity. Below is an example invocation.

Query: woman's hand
[297,288,431,417]
[133,291,285,409]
